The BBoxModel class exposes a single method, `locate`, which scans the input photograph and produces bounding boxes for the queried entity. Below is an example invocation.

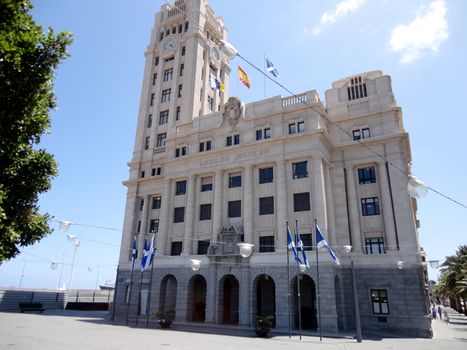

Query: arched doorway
[187,275,207,322]
[292,274,317,330]
[219,274,239,324]
[255,274,276,327]
[159,274,177,315]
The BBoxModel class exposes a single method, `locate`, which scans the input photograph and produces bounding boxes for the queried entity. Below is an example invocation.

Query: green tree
[0,0,72,261]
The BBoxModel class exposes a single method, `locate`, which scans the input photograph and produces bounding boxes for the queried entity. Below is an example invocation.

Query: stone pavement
[0,309,466,350]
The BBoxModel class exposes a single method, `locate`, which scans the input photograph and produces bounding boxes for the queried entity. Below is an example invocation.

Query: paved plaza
[0,308,466,350]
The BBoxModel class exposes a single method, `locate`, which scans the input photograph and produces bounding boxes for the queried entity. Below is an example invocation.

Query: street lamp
[190,259,201,271]
[67,234,80,290]
[237,243,254,258]
[343,245,362,343]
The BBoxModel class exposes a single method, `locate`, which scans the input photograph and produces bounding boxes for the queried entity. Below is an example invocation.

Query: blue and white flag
[140,237,149,271]
[297,232,309,268]
[287,226,301,263]
[316,225,340,265]
[131,236,138,264]
[148,235,156,267]
[266,58,280,78]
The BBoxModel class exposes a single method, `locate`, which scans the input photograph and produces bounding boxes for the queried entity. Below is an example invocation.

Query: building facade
[114,0,432,337]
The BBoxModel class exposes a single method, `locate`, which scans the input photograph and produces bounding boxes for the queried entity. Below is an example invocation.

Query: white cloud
[310,0,367,35]
[389,0,449,63]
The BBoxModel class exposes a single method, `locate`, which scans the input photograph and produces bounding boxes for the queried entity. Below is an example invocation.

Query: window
[206,140,211,151]
[300,234,313,251]
[180,63,184,76]
[228,200,241,218]
[152,73,157,85]
[159,32,164,41]
[358,167,376,184]
[361,197,380,216]
[184,21,189,32]
[365,237,385,254]
[163,68,173,82]
[289,121,305,135]
[294,192,310,212]
[259,167,273,184]
[150,93,155,106]
[178,25,182,34]
[199,142,204,152]
[155,56,159,65]
[259,236,275,253]
[176,106,181,121]
[201,177,213,192]
[292,161,308,179]
[175,180,186,195]
[161,89,171,103]
[347,76,367,101]
[147,114,153,128]
[171,241,182,256]
[199,141,212,152]
[259,197,274,215]
[137,220,141,233]
[140,199,144,211]
[175,146,187,158]
[140,171,145,178]
[152,196,161,209]
[144,136,150,149]
[181,46,186,56]
[197,240,210,255]
[353,128,370,140]
[371,289,389,314]
[234,134,240,145]
[165,29,169,36]
[256,128,271,140]
[226,134,240,146]
[173,207,185,223]
[165,56,174,62]
[159,110,169,125]
[178,84,182,97]
[149,219,159,233]
[207,96,213,111]
[151,167,162,176]
[172,27,176,34]
[229,173,242,188]
[156,133,166,147]
[226,136,232,146]
[199,204,212,221]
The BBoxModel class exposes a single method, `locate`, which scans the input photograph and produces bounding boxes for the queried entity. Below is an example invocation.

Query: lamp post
[19,260,26,288]
[343,245,362,342]
[67,234,80,290]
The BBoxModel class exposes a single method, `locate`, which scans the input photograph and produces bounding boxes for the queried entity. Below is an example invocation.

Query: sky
[0,0,466,289]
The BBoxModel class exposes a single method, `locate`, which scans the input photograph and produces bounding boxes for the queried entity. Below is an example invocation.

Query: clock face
[163,38,177,51]
[210,47,220,61]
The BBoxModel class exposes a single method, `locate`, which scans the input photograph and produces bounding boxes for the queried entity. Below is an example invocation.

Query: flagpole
[146,236,156,328]
[286,222,291,339]
[125,237,136,326]
[315,218,323,342]
[111,266,119,321]
[263,54,266,99]
[295,220,302,340]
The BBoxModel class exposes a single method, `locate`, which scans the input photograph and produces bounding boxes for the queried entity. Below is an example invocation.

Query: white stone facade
[114,0,431,338]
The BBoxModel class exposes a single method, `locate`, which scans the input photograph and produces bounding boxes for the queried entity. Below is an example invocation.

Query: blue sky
[1,0,466,289]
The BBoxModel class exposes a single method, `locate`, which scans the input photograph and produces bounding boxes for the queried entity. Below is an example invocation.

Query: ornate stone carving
[207,226,244,257]
[223,97,243,129]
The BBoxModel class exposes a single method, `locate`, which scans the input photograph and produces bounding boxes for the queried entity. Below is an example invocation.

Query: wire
[51,219,121,232]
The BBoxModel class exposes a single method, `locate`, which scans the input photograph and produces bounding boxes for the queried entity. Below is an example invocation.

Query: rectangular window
[371,289,389,314]
[259,167,273,184]
[206,140,211,151]
[197,240,210,255]
[152,73,157,85]
[184,21,189,32]
[178,84,182,97]
[229,173,242,188]
[226,136,232,146]
[300,234,313,251]
[149,219,159,233]
[159,110,169,125]
[199,204,212,221]
[358,167,376,184]
[256,129,262,140]
[137,220,141,233]
[178,25,182,34]
[152,196,161,209]
[181,46,186,56]
[150,93,155,106]
[199,142,205,152]
[175,180,187,195]
[347,76,368,101]
[144,136,150,149]
[141,171,145,178]
[259,236,275,253]
[234,134,240,145]
[228,200,241,218]
[161,89,171,103]
[365,237,385,254]
[155,56,159,65]
[292,161,308,179]
[298,121,305,133]
[361,197,380,216]
[207,96,214,111]
[289,122,305,134]
[147,114,153,128]
[172,27,176,34]
[151,168,156,176]
[171,241,182,256]
[264,127,271,139]
[156,133,166,147]
[288,123,296,134]
[353,130,361,140]
[176,106,181,121]
[362,128,370,139]
[259,197,274,215]
[173,207,185,223]
[294,192,311,212]
[180,63,184,76]
[201,177,213,192]
[175,147,187,158]
[163,68,173,82]
[140,199,144,211]
[156,167,162,175]
[353,128,371,140]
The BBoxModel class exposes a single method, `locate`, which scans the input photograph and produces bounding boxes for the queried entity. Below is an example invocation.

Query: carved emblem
[223,97,243,129]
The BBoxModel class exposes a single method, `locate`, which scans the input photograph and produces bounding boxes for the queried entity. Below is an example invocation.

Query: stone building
[114,0,431,337]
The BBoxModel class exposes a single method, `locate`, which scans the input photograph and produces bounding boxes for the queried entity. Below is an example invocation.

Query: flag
[316,225,340,265]
[238,66,250,89]
[297,232,309,268]
[148,235,156,266]
[131,236,138,264]
[266,57,279,77]
[140,237,149,271]
[287,226,301,264]
[215,78,225,92]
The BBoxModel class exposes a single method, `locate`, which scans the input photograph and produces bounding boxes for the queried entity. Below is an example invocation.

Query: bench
[19,302,45,313]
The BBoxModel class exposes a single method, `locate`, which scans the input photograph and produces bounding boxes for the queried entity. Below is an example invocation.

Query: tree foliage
[0,0,72,261]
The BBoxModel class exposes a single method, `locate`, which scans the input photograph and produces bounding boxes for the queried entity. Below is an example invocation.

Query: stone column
[138,194,151,256]
[324,163,337,247]
[346,165,362,252]
[378,163,397,251]
[156,179,171,255]
[312,157,327,232]
[243,164,254,244]
[276,160,287,251]
[182,174,196,255]
[212,169,223,242]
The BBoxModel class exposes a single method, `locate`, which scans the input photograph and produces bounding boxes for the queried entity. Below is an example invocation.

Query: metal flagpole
[111,266,119,321]
[295,220,302,340]
[125,238,136,325]
[286,222,291,338]
[136,266,144,325]
[146,236,156,327]
[315,218,323,341]
[263,53,267,99]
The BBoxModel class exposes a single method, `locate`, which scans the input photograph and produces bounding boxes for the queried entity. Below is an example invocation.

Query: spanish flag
[238,66,250,89]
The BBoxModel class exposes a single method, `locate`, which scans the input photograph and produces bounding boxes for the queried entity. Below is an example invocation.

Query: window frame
[173,207,185,223]
[229,173,242,188]
[365,237,385,254]
[259,196,274,215]
[152,196,161,209]
[199,203,212,221]
[292,161,308,179]
[228,200,241,218]
[175,180,187,195]
[163,68,173,82]
[358,167,376,184]
[171,241,183,256]
[161,88,171,103]
[259,236,275,253]
[156,133,166,147]
[259,167,274,184]
[361,197,380,216]
[371,289,389,315]
[159,110,169,125]
[293,192,311,212]
[149,219,159,233]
